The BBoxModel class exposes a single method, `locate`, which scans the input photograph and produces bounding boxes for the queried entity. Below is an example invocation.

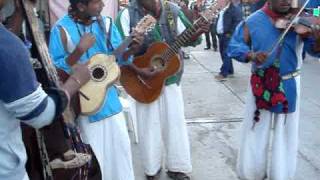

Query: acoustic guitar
[120,0,227,103]
[80,15,156,115]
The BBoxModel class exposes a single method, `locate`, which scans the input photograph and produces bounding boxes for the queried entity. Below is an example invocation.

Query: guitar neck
[164,16,207,56]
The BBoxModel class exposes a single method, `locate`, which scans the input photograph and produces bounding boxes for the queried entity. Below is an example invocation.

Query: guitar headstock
[200,0,228,22]
[132,15,157,35]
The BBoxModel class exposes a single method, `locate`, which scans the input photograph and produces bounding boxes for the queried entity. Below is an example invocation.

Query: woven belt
[281,70,300,80]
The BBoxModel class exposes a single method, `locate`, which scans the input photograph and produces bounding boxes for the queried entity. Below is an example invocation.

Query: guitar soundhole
[151,57,166,71]
[91,65,107,82]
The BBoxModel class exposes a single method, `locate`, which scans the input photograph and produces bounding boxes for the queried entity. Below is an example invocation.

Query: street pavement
[131,41,320,180]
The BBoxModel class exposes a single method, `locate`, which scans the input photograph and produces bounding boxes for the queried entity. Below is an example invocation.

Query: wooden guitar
[120,0,227,103]
[79,15,156,115]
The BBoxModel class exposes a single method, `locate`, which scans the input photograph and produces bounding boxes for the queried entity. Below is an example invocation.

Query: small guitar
[120,0,227,103]
[80,15,156,115]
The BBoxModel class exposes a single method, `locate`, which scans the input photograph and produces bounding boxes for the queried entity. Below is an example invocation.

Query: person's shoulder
[53,15,73,28]
[101,15,113,27]
[117,8,129,18]
[246,10,266,22]
[101,15,112,21]
[0,28,29,74]
[0,26,24,56]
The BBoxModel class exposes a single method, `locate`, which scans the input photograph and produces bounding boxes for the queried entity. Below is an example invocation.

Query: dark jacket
[215,3,242,36]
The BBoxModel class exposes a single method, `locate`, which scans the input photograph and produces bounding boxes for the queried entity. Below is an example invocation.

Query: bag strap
[97,16,114,51]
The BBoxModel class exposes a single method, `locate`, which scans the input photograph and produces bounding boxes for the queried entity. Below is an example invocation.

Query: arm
[115,13,160,78]
[109,20,136,64]
[0,45,55,128]
[227,21,268,64]
[49,26,95,72]
[227,21,252,62]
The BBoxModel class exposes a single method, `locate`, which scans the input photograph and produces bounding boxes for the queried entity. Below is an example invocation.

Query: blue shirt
[227,10,320,113]
[49,15,128,122]
[306,0,320,8]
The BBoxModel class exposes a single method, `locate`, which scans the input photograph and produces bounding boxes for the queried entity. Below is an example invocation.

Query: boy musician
[49,0,144,179]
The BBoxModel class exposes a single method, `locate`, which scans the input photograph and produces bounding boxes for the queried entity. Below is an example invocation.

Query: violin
[273,0,320,37]
[275,14,320,37]
[268,0,319,54]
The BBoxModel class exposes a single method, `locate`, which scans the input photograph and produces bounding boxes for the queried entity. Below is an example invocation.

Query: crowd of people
[0,0,320,180]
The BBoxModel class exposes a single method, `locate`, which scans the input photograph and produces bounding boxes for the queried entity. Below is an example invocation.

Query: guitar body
[120,42,181,103]
[80,54,120,115]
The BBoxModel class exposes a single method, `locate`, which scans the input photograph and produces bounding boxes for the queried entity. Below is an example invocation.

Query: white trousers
[78,112,134,180]
[237,77,300,180]
[136,84,192,176]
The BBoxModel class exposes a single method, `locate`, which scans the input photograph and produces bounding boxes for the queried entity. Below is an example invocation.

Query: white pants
[78,112,134,180]
[237,77,300,180]
[23,173,29,180]
[136,84,192,176]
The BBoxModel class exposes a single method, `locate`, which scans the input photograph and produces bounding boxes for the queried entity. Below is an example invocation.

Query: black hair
[136,0,156,7]
[69,0,91,11]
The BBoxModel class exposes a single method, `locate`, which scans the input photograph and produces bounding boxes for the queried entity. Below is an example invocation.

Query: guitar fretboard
[162,16,207,60]
[161,0,224,60]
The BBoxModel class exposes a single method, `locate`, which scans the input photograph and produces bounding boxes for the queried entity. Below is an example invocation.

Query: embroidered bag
[250,45,288,128]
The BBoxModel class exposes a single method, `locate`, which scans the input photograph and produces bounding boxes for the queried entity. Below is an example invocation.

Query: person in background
[214,0,242,81]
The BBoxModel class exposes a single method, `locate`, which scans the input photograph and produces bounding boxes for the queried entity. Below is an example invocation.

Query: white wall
[49,0,119,26]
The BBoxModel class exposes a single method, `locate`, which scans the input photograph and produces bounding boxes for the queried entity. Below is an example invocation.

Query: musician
[116,0,208,179]
[0,1,91,180]
[49,0,144,179]
[227,0,320,179]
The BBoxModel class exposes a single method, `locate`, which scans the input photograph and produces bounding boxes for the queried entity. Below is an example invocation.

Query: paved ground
[131,41,320,180]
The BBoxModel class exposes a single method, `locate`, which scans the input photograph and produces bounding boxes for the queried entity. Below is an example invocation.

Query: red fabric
[251,74,264,97]
[264,67,281,91]
[271,93,286,106]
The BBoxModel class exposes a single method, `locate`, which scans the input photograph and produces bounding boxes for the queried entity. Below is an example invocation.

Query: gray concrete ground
[131,41,320,180]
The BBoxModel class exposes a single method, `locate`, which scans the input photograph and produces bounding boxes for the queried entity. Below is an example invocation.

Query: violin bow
[268,0,311,55]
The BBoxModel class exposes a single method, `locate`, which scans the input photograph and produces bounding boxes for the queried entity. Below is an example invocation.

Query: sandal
[167,171,190,180]
[49,150,91,169]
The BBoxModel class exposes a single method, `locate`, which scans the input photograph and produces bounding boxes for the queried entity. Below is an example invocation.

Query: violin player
[227,0,320,179]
